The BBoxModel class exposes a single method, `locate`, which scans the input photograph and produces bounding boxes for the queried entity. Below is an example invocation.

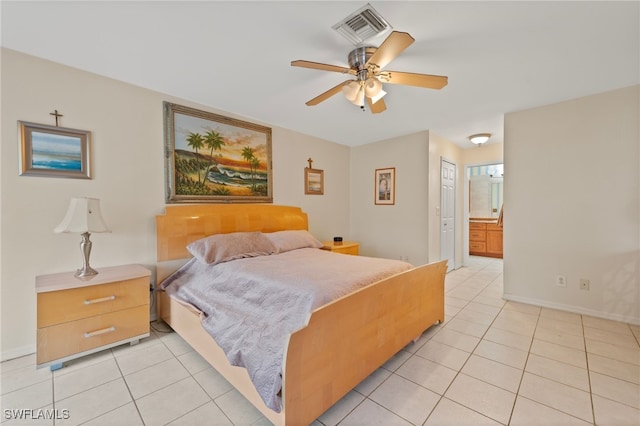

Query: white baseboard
[503,293,640,326]
[1,344,35,363]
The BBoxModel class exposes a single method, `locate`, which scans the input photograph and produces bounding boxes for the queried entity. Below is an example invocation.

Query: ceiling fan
[291,31,448,114]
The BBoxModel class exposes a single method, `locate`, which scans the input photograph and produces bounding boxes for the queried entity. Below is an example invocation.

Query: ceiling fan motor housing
[348,46,377,75]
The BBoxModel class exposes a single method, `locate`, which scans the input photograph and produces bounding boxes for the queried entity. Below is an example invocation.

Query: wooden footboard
[283,260,446,425]
[157,260,446,426]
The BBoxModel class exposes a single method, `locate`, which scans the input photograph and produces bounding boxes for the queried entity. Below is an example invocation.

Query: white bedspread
[160,248,412,412]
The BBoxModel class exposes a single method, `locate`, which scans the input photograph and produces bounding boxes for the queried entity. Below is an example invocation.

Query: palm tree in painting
[203,130,225,183]
[241,146,257,191]
[186,132,205,184]
[250,157,260,191]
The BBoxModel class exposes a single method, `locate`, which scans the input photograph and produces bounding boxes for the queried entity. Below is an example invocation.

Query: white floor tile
[518,372,593,423]
[354,367,391,396]
[55,378,132,426]
[339,398,412,425]
[524,353,590,391]
[590,371,640,409]
[416,340,471,371]
[53,358,121,401]
[431,328,481,353]
[474,340,528,370]
[530,339,587,369]
[592,394,640,426]
[483,327,532,352]
[395,355,457,395]
[588,353,640,384]
[444,373,516,424]
[510,396,592,425]
[317,390,365,426]
[214,389,263,425]
[124,358,189,399]
[136,377,210,426]
[424,397,501,425]
[166,401,233,425]
[461,354,523,393]
[369,374,440,425]
[82,402,143,426]
[192,367,234,400]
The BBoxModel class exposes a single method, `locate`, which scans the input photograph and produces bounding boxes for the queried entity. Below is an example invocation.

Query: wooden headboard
[156,204,309,262]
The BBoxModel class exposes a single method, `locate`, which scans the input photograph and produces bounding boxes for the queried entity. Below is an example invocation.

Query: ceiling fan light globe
[342,81,360,102]
[351,88,365,106]
[364,78,383,98]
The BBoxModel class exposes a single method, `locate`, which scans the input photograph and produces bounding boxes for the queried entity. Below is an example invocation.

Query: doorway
[440,158,456,272]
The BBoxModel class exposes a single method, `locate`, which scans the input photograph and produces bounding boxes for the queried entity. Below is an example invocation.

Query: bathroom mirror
[469,163,503,219]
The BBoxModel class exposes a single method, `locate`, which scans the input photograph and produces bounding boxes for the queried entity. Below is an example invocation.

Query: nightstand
[36,264,151,370]
[321,241,360,255]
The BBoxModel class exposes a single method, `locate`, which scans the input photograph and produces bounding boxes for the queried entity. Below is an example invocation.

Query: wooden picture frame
[304,168,324,195]
[163,102,273,203]
[375,167,395,205]
[18,121,91,179]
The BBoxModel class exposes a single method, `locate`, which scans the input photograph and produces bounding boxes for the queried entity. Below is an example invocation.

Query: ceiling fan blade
[380,70,448,89]
[291,60,355,75]
[367,97,387,114]
[305,81,349,106]
[365,31,415,70]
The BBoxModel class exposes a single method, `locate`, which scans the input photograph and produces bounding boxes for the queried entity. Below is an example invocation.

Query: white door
[441,159,456,272]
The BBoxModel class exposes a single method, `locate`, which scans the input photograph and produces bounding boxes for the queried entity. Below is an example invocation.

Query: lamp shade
[54,198,111,234]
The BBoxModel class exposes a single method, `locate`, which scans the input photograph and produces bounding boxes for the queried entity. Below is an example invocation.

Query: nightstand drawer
[37,277,148,328]
[321,241,360,255]
[331,245,359,255]
[36,305,149,364]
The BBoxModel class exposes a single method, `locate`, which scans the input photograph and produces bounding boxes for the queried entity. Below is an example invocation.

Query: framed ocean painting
[163,102,273,203]
[19,121,91,179]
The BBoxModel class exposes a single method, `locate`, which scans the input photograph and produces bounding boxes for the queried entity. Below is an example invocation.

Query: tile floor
[2,257,639,425]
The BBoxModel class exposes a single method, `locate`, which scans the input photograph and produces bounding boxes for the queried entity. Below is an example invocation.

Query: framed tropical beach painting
[18,121,91,179]
[163,102,273,203]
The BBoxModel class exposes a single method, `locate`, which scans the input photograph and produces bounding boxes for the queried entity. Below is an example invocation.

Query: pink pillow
[264,230,323,253]
[187,232,276,265]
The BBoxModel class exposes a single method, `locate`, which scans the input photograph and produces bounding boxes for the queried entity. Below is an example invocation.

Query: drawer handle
[84,326,115,338]
[84,295,116,305]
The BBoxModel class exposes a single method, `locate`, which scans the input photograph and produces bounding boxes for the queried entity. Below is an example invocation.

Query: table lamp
[54,197,111,278]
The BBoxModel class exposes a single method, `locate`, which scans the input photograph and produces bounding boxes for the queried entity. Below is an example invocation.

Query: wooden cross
[50,110,63,126]
[307,158,313,169]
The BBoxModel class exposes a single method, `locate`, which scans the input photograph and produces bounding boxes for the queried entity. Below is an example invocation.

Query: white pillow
[187,231,276,265]
[264,230,323,253]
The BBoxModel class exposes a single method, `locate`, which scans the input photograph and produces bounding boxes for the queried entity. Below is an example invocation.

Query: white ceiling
[1,1,638,147]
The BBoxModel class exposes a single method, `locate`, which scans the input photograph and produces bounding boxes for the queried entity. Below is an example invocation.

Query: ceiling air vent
[332,4,392,46]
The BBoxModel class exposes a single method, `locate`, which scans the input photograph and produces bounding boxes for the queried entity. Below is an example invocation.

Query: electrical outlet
[580,279,590,290]
[555,275,567,287]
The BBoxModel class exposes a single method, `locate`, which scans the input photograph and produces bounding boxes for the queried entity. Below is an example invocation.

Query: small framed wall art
[304,167,324,195]
[375,167,395,205]
[19,121,91,179]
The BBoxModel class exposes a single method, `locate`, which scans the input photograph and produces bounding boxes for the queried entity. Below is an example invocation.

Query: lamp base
[75,232,99,279]
[75,266,98,278]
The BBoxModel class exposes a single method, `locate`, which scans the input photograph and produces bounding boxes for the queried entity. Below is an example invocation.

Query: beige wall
[504,85,639,324]
[350,132,430,265]
[0,49,351,360]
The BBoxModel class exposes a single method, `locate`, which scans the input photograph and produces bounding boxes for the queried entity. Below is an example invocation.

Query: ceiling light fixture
[469,133,491,145]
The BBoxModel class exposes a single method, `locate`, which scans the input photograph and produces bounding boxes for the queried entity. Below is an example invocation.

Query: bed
[155,204,446,425]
